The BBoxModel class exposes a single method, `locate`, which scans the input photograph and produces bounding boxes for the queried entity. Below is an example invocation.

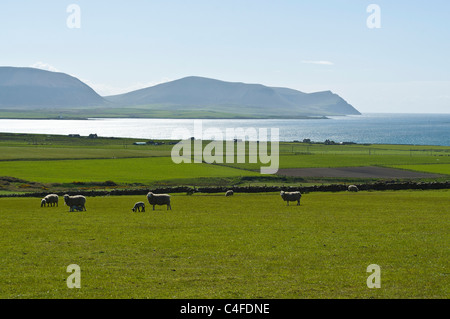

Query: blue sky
[1,0,449,113]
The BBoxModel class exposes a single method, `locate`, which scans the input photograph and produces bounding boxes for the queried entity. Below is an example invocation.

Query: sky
[1,0,449,113]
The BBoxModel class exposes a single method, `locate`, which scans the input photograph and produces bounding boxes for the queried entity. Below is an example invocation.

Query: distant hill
[0,67,106,108]
[106,76,361,117]
[0,68,360,118]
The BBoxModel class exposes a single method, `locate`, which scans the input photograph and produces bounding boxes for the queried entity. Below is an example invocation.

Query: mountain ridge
[0,67,361,118]
[105,76,361,116]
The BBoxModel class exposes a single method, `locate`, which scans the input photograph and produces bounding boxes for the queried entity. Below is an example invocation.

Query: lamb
[348,185,359,192]
[63,194,86,211]
[132,201,146,212]
[147,192,171,210]
[225,190,234,197]
[44,194,59,207]
[280,191,302,206]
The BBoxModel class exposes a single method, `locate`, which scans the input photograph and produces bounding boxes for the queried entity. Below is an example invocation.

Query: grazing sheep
[70,206,84,212]
[41,199,47,207]
[225,190,234,197]
[186,188,196,196]
[63,194,86,211]
[348,185,359,192]
[132,202,146,212]
[44,194,59,207]
[147,192,171,210]
[280,191,302,206]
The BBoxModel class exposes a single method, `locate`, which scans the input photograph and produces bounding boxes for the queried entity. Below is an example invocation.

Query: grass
[0,133,448,299]
[390,164,450,175]
[0,157,259,184]
[0,106,330,120]
[0,133,449,192]
[0,190,448,299]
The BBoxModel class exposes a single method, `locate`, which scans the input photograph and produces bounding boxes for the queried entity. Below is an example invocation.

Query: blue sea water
[0,113,449,146]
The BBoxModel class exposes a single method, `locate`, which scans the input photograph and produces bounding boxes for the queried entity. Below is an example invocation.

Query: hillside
[0,67,106,108]
[0,68,360,118]
[106,76,361,117]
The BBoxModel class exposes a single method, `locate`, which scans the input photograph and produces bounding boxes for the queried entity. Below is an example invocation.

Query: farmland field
[390,164,450,176]
[0,133,449,193]
[0,191,448,299]
[0,133,449,300]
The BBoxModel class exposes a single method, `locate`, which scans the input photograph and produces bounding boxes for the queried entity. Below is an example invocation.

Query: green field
[391,164,450,175]
[0,191,448,299]
[0,133,448,299]
[0,157,258,184]
[0,133,449,193]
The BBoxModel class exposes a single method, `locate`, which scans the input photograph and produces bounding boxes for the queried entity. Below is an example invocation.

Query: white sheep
[147,192,171,210]
[44,194,59,207]
[132,201,146,212]
[348,185,359,192]
[63,194,87,211]
[280,191,302,206]
[225,190,234,197]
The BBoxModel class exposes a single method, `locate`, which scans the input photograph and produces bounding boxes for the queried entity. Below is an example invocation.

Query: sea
[0,113,449,146]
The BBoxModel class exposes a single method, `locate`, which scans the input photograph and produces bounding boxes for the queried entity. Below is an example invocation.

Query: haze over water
[0,113,449,146]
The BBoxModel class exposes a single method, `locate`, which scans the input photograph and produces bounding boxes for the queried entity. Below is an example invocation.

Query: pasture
[0,133,449,193]
[0,190,448,299]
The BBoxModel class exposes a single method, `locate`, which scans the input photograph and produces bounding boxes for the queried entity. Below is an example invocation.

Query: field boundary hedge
[1,181,449,198]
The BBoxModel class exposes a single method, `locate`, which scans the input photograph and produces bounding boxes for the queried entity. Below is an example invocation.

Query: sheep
[186,188,196,196]
[280,191,302,206]
[225,190,234,197]
[147,192,171,210]
[132,202,146,212]
[44,194,59,207]
[348,185,359,192]
[41,199,47,207]
[63,194,86,211]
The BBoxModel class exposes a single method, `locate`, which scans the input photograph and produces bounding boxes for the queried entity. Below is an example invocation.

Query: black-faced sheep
[348,185,359,192]
[132,202,146,212]
[225,190,234,197]
[280,191,302,206]
[63,194,86,211]
[147,192,171,210]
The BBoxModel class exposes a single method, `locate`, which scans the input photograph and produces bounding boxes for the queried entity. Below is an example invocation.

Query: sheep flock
[36,187,347,214]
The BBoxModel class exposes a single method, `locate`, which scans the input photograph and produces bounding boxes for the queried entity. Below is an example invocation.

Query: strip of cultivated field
[0,157,259,184]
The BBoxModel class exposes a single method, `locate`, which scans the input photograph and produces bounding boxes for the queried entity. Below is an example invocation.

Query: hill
[106,76,361,117]
[0,68,360,118]
[0,67,106,108]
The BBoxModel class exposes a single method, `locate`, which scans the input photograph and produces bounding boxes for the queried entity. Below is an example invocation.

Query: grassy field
[0,106,329,120]
[0,190,448,299]
[0,133,449,193]
[0,133,448,299]
[0,157,259,184]
[391,164,450,175]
